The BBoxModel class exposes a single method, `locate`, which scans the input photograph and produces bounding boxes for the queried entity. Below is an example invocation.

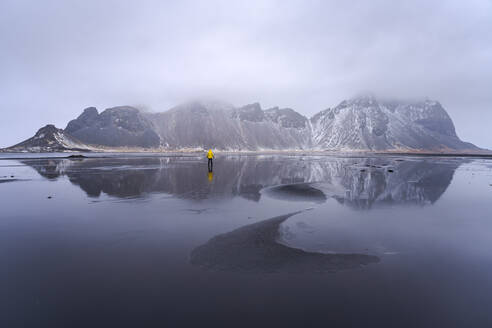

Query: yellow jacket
[207,149,214,159]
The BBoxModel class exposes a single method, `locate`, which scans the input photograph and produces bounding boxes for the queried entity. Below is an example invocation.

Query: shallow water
[1,154,492,327]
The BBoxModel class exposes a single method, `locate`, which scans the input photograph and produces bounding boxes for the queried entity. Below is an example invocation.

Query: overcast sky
[1,0,491,148]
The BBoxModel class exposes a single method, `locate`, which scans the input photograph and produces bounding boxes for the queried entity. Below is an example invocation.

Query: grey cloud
[1,0,491,148]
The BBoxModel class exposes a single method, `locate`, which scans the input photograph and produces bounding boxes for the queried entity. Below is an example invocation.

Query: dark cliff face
[65,106,161,148]
[265,107,308,128]
[65,107,99,133]
[232,103,266,122]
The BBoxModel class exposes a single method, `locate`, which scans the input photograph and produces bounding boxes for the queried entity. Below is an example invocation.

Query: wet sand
[1,154,492,327]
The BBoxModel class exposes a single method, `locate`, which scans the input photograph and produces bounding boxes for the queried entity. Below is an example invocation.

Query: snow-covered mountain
[4,124,91,152]
[3,95,481,152]
[311,95,477,151]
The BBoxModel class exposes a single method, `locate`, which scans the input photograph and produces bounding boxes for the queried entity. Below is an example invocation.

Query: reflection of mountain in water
[315,159,459,209]
[22,156,460,207]
[190,211,380,273]
[23,157,309,200]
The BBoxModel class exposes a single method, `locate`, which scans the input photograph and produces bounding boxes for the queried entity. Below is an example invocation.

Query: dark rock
[65,106,160,148]
[65,107,99,133]
[233,103,265,122]
[264,107,308,128]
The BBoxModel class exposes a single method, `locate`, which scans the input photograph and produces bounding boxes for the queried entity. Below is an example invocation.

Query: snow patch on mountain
[311,96,477,151]
[5,125,92,152]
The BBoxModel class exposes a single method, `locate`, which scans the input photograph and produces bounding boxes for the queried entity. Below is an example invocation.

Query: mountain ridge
[2,96,484,153]
[5,124,91,152]
[310,96,477,151]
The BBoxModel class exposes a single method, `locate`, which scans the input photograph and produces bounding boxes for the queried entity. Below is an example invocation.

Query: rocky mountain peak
[6,124,89,152]
[35,124,61,136]
[64,105,160,148]
[82,106,98,116]
[265,107,308,128]
[343,94,378,107]
[168,100,235,116]
[311,95,477,151]
[233,103,265,122]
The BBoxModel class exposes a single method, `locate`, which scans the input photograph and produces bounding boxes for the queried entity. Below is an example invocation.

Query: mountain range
[2,95,481,152]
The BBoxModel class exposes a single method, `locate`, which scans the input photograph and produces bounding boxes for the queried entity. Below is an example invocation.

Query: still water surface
[1,153,492,327]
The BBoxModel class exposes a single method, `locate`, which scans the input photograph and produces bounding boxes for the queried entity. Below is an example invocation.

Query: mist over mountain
[146,101,312,150]
[2,95,480,152]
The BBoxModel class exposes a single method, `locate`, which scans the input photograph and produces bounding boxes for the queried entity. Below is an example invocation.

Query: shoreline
[1,149,492,160]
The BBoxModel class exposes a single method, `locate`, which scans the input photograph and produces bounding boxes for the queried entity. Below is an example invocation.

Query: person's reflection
[208,170,213,182]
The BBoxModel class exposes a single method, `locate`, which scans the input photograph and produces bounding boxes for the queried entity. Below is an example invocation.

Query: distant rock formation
[311,95,477,151]
[65,106,160,148]
[5,124,90,152]
[4,95,481,152]
[147,101,311,150]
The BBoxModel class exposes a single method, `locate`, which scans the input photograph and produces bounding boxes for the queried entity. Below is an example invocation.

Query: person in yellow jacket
[207,149,214,171]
